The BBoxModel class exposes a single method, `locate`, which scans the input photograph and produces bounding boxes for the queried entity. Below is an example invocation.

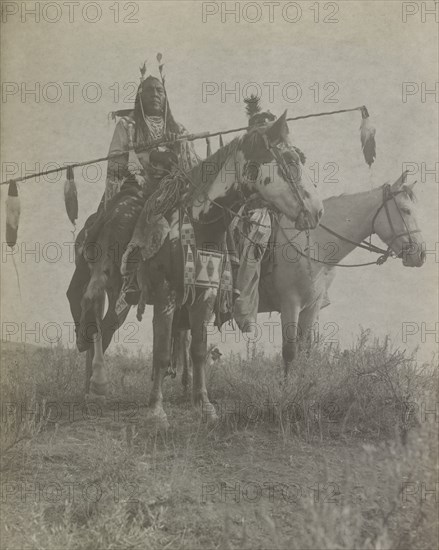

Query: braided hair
[133,76,181,147]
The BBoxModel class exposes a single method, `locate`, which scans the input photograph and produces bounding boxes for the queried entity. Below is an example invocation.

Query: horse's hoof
[86,379,108,406]
[204,411,219,425]
[147,407,170,431]
[86,391,107,405]
[198,402,219,424]
[89,379,109,398]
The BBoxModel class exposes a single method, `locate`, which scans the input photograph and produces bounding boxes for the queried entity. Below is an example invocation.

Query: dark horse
[69,112,323,426]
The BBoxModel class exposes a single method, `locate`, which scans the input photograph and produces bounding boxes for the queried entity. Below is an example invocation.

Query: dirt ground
[1,394,437,550]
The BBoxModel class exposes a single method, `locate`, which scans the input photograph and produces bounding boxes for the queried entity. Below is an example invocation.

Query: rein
[278,183,419,268]
[319,223,387,255]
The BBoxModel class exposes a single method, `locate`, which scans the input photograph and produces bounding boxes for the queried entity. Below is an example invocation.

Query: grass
[0,332,437,549]
[210,330,435,441]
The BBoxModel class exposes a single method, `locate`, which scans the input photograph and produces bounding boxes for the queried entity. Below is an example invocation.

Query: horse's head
[373,172,425,267]
[238,111,323,230]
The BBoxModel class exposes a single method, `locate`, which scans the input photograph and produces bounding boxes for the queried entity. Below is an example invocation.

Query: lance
[0,104,375,188]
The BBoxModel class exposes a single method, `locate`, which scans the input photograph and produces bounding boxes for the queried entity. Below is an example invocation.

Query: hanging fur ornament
[360,106,376,167]
[219,134,224,148]
[64,166,78,226]
[206,137,212,158]
[6,181,21,248]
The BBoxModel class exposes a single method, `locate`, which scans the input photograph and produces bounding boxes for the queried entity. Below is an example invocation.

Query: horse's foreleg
[81,227,111,400]
[88,297,108,400]
[172,330,192,398]
[85,348,93,394]
[189,289,218,422]
[181,330,192,399]
[148,283,176,427]
[281,300,300,377]
[297,301,323,353]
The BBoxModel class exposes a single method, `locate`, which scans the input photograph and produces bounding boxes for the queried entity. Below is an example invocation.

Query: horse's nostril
[318,208,324,220]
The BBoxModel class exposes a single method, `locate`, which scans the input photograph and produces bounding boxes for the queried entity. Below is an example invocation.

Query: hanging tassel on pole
[360,106,376,167]
[6,181,21,248]
[64,165,78,227]
[219,134,224,148]
[206,137,212,158]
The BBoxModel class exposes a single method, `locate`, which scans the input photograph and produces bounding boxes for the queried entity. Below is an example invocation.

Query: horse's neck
[190,156,239,223]
[189,147,244,246]
[317,186,384,259]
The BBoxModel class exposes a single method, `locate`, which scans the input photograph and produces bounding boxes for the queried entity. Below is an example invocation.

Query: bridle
[263,137,310,223]
[369,183,420,258]
[279,183,420,268]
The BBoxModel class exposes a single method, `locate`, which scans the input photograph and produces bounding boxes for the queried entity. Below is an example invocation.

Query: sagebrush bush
[209,329,437,439]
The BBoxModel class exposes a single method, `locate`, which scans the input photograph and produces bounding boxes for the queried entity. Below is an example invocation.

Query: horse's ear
[404,180,417,201]
[391,170,408,190]
[265,110,289,146]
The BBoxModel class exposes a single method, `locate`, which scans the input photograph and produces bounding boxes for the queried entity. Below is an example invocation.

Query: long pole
[0,105,365,187]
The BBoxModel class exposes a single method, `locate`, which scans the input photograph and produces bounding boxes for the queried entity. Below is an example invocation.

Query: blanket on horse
[67,177,147,352]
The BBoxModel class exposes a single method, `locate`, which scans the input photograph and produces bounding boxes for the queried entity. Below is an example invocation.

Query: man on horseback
[231,100,308,331]
[106,74,198,202]
[104,67,200,303]
[67,62,200,354]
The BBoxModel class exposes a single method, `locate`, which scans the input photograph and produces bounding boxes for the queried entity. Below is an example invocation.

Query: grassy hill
[0,334,437,549]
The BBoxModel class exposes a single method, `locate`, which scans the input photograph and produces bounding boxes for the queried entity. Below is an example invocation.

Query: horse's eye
[401,208,411,215]
[243,161,260,182]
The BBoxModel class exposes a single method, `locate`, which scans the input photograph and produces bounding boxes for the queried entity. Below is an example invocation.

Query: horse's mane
[325,183,417,203]
[183,125,306,202]
[185,137,241,200]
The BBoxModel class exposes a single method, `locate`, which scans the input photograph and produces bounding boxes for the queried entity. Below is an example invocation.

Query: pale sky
[1,1,438,362]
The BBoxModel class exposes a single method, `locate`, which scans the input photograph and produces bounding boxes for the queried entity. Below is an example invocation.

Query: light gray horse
[177,172,425,385]
[258,172,425,373]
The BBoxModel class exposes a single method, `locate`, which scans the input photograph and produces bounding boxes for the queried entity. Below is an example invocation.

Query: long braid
[133,78,180,148]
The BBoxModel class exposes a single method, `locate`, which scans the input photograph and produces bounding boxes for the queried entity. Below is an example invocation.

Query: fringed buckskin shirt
[105,112,200,204]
